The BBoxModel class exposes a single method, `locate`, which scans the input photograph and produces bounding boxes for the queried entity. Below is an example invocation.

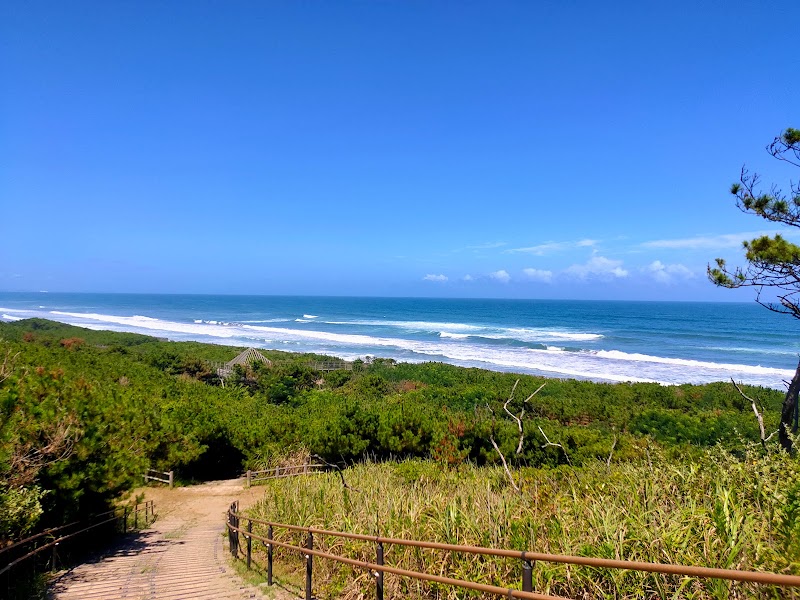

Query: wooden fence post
[305,531,313,600]
[522,559,533,592]
[267,525,273,586]
[376,541,384,600]
[168,471,174,489]
[246,520,252,569]
[246,470,251,488]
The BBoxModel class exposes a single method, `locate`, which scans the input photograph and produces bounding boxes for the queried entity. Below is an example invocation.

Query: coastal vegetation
[0,319,784,540]
[252,447,800,599]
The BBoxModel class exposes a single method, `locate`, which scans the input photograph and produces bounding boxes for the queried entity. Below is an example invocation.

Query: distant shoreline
[1,293,796,389]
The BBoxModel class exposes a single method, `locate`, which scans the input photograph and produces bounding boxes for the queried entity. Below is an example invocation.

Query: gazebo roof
[217,347,271,378]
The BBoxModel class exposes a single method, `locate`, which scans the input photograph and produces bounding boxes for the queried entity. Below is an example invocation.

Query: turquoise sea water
[1,293,798,388]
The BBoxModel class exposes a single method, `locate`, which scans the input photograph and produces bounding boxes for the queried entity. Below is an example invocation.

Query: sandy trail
[48,478,271,600]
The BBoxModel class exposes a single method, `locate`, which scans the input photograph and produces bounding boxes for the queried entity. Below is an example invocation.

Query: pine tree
[709,128,800,450]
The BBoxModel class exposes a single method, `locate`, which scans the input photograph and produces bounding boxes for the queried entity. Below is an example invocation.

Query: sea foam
[0,305,791,388]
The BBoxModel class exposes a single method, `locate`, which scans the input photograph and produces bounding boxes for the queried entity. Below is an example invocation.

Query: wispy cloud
[645,261,695,284]
[522,268,553,283]
[490,270,511,283]
[466,241,507,250]
[641,230,799,250]
[507,239,597,255]
[462,274,474,281]
[423,274,448,282]
[565,256,628,280]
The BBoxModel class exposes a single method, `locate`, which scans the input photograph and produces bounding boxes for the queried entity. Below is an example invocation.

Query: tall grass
[248,445,800,600]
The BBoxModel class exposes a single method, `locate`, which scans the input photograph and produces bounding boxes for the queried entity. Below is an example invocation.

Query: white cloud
[423,274,448,282]
[507,239,598,255]
[490,270,511,283]
[641,230,800,250]
[565,256,628,280]
[645,261,695,284]
[466,241,507,250]
[462,274,474,281]
[522,268,553,283]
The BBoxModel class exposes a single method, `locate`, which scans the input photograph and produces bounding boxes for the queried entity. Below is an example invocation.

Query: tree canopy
[709,127,800,451]
[709,128,800,317]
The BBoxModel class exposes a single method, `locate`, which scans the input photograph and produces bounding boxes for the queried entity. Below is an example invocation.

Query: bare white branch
[538,425,572,466]
[490,436,520,492]
[731,378,770,449]
[503,380,545,455]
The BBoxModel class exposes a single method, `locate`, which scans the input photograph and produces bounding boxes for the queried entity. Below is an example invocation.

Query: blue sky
[1,1,798,300]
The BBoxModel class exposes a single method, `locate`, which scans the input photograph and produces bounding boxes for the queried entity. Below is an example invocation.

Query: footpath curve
[48,479,267,600]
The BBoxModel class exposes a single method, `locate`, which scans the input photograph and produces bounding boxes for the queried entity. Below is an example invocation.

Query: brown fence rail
[245,463,328,487]
[226,504,800,600]
[1,501,154,600]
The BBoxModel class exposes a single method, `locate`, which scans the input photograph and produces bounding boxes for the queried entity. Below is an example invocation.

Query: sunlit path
[48,479,267,600]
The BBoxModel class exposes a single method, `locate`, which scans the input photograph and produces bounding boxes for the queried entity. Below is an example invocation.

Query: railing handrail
[228,518,565,600]
[245,463,328,487]
[228,507,800,590]
[247,464,327,477]
[144,468,174,488]
[0,521,80,557]
[0,501,154,578]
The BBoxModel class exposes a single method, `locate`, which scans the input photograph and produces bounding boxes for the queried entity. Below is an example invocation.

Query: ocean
[1,293,798,388]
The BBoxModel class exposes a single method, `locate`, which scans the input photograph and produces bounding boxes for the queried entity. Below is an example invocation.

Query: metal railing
[245,463,327,487]
[144,468,174,488]
[226,504,800,600]
[1,501,154,599]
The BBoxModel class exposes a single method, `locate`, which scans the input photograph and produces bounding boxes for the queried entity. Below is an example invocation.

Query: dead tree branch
[538,426,572,466]
[310,454,361,493]
[606,435,617,467]
[731,378,778,449]
[502,380,546,454]
[489,436,520,492]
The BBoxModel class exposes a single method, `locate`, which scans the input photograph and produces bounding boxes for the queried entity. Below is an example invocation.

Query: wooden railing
[245,463,327,487]
[1,501,154,599]
[305,361,355,371]
[226,504,800,600]
[144,468,173,488]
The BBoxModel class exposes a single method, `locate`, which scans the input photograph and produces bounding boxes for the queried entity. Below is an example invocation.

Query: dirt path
[48,478,271,600]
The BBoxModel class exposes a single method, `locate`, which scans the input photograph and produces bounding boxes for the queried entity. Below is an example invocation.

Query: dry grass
[247,445,800,600]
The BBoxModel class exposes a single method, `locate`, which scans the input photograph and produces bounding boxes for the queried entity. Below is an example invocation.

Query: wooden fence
[1,501,154,599]
[144,468,173,488]
[226,504,800,600]
[245,463,327,487]
[211,359,356,377]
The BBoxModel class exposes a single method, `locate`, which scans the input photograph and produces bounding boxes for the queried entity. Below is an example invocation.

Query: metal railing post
[305,530,313,600]
[235,506,240,557]
[228,505,236,557]
[267,525,274,586]
[246,520,252,570]
[376,541,384,600]
[522,559,533,592]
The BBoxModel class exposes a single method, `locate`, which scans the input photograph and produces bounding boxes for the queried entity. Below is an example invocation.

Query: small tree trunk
[780,358,800,452]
